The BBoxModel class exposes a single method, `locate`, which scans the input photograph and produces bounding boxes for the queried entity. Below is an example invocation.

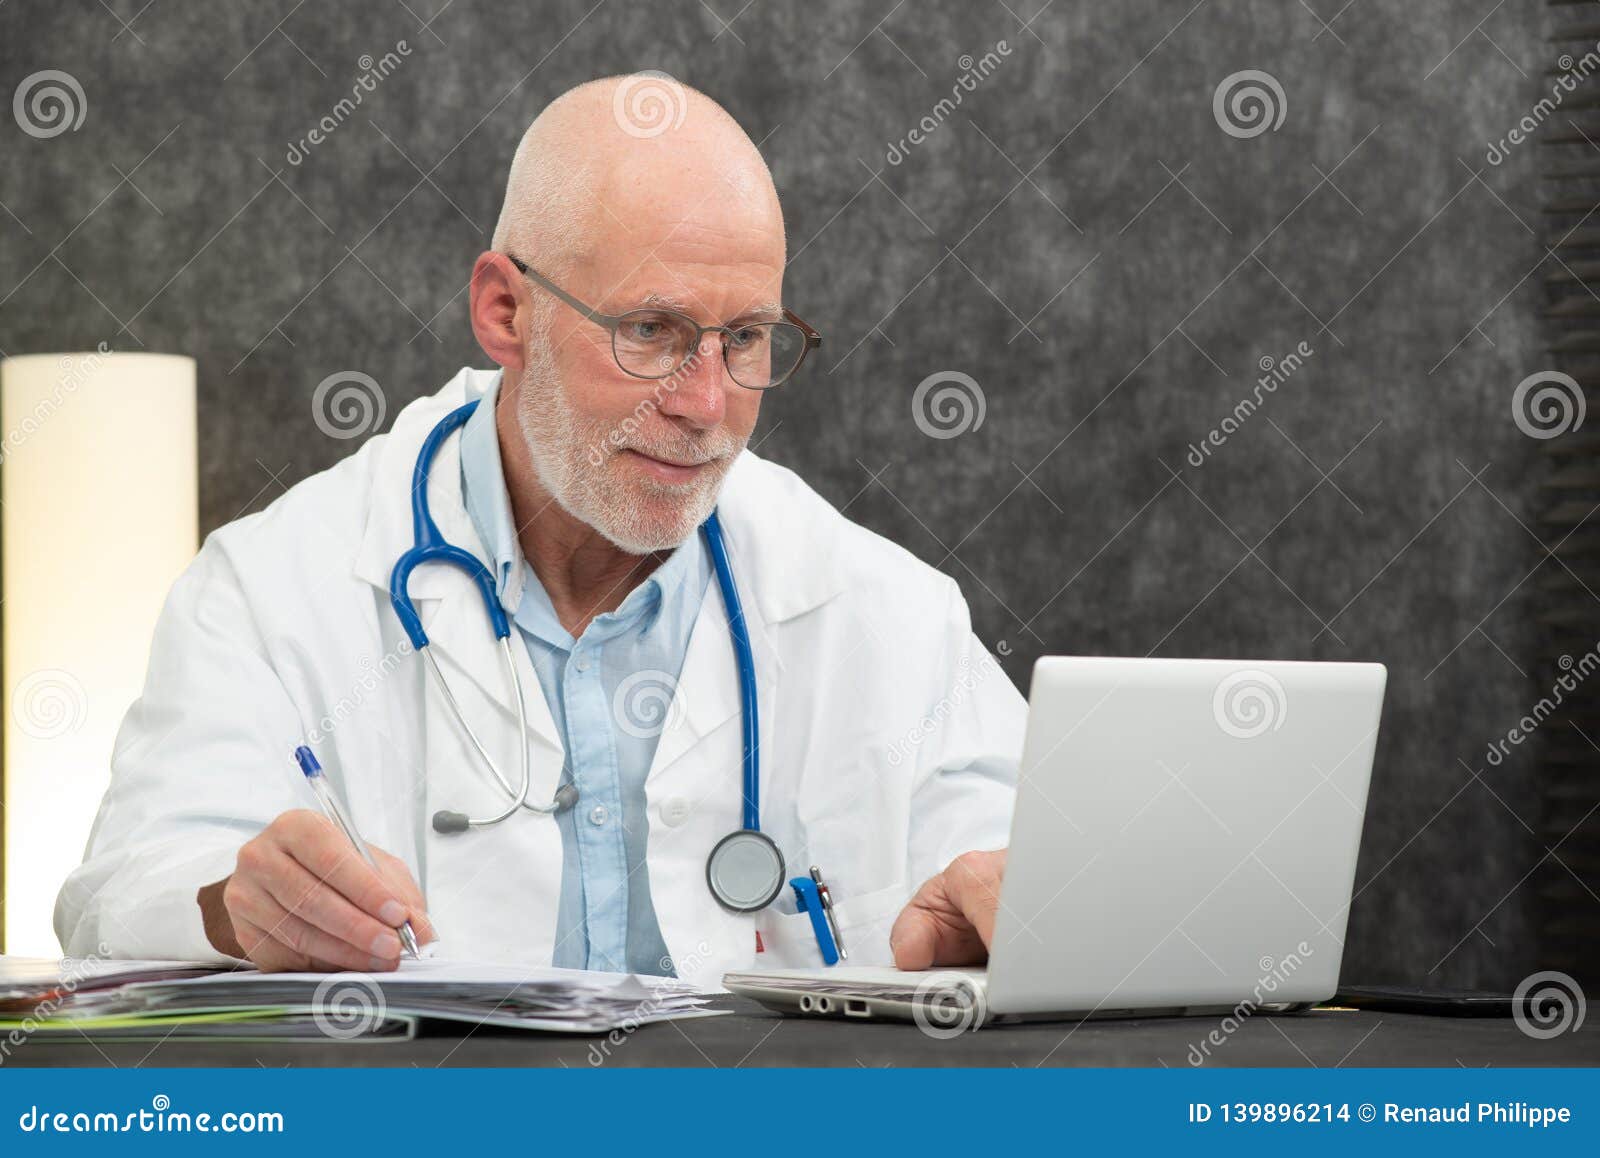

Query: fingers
[228,885,403,973]
[278,813,412,929]
[231,914,345,974]
[223,809,435,972]
[889,876,946,971]
[942,849,1007,951]
[369,846,438,945]
[889,849,1008,971]
[235,827,401,961]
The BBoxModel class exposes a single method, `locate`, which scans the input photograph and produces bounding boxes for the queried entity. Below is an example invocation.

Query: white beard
[511,346,744,555]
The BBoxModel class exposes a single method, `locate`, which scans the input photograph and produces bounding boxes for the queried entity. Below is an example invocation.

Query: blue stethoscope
[388,401,786,914]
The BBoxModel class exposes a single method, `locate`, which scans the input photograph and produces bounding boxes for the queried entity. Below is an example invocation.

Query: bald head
[490,74,785,280]
[473,74,791,559]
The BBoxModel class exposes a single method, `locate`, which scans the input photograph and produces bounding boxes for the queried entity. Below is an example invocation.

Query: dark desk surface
[9,997,1599,1068]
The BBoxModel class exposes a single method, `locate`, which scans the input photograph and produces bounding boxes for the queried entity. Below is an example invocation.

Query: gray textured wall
[0,0,1574,990]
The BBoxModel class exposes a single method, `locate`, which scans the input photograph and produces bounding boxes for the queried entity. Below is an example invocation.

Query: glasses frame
[505,255,821,390]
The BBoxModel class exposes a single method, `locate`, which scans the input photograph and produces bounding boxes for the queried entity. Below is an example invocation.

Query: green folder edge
[0,1007,418,1042]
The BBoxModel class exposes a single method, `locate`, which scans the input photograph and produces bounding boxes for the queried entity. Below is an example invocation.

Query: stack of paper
[0,956,718,1043]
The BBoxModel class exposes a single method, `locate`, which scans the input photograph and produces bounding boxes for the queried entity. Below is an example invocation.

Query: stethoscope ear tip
[432,810,471,834]
[553,784,580,813]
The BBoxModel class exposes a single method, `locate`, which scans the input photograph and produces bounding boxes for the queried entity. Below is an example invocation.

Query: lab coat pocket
[757,882,909,968]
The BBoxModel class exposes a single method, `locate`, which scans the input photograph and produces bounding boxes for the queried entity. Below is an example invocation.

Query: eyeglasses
[506,256,821,390]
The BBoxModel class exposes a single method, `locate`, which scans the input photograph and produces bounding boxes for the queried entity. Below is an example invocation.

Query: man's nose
[655,334,728,429]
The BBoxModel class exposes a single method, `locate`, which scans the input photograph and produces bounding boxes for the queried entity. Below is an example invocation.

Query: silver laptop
[725,656,1387,1027]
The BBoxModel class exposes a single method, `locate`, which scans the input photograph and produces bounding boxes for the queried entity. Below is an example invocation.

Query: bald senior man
[57,77,1025,986]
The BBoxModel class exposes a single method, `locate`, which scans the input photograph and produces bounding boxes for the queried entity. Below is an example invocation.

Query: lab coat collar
[351,367,848,631]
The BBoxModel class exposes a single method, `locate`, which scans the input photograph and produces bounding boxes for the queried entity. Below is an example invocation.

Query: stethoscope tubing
[389,399,763,836]
[702,510,760,832]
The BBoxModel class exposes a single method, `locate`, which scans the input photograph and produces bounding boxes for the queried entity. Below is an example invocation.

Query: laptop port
[845,999,870,1018]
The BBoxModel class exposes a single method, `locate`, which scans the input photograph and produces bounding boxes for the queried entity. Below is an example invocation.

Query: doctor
[55,76,1024,989]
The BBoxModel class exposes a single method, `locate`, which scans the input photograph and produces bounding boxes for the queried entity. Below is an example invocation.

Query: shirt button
[588,805,609,827]
[574,655,591,673]
[660,797,691,827]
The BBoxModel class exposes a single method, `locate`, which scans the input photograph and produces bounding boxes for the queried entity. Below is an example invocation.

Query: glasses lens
[613,310,699,378]
[725,322,807,389]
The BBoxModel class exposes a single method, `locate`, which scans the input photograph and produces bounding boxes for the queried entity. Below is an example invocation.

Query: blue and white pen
[293,745,421,960]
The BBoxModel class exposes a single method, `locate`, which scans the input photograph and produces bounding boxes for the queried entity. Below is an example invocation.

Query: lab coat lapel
[351,367,567,962]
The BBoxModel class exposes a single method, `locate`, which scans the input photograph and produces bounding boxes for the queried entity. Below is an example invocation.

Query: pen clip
[788,877,839,966]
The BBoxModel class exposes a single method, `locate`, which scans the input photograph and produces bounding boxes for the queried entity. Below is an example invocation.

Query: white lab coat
[55,368,1024,989]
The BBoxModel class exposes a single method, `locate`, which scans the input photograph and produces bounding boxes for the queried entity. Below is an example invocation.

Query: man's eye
[623,316,673,342]
[728,327,766,349]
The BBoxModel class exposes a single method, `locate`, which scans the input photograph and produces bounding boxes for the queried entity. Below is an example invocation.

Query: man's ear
[469,252,526,373]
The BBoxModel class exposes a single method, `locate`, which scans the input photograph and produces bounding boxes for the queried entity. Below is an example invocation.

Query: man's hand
[198,809,436,972]
[889,849,1007,971]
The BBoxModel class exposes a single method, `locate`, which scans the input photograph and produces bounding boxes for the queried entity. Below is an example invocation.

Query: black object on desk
[1334,985,1524,1018]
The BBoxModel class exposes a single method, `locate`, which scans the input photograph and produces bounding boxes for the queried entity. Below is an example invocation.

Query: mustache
[613,429,740,467]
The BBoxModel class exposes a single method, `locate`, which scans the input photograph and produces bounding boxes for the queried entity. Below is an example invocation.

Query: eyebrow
[636,292,784,324]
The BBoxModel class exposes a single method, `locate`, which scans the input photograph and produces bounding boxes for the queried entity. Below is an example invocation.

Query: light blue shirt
[458,378,710,976]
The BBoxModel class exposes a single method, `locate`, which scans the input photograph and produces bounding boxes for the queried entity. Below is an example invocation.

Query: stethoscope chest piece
[705,829,786,913]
